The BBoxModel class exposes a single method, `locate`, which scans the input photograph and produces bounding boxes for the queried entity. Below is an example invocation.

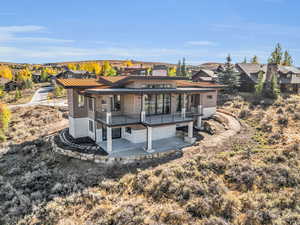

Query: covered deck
[98,136,191,158]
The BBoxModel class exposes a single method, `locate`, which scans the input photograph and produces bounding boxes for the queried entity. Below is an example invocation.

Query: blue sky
[0,0,299,65]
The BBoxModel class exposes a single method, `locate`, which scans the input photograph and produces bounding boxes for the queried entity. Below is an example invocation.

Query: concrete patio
[98,136,191,158]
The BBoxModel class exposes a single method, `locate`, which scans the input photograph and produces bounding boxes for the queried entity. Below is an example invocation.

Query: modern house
[236,63,300,93]
[57,76,222,154]
[52,70,95,85]
[192,68,218,83]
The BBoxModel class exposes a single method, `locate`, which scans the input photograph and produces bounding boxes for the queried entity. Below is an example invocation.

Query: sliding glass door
[145,94,171,115]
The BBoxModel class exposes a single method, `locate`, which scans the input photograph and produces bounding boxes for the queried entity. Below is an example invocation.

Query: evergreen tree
[270,73,280,99]
[255,71,264,96]
[251,55,259,64]
[268,43,283,65]
[176,60,181,76]
[181,57,187,76]
[218,55,240,93]
[242,57,247,63]
[282,50,293,66]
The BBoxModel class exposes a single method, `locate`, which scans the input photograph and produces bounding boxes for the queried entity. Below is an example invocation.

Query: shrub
[293,112,300,120]
[277,115,289,126]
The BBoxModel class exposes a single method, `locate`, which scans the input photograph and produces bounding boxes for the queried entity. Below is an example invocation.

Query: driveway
[9,86,67,109]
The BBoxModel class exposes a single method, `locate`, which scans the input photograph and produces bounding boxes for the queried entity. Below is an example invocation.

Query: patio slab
[99,136,191,158]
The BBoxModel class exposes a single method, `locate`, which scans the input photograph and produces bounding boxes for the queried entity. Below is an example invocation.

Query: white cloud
[0,25,74,44]
[185,41,217,46]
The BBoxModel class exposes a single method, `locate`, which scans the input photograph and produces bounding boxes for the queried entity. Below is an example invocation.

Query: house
[32,72,42,83]
[192,69,217,82]
[57,76,223,154]
[236,63,300,93]
[52,70,95,85]
[120,68,148,76]
[152,65,168,76]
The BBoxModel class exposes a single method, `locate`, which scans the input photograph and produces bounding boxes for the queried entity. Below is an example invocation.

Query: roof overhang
[83,87,217,95]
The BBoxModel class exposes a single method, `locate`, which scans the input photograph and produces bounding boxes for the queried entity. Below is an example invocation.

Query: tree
[181,57,187,76]
[0,102,11,141]
[0,66,13,80]
[255,71,264,96]
[41,71,49,82]
[268,43,283,65]
[123,60,133,67]
[168,67,176,76]
[68,63,77,71]
[16,68,32,82]
[100,61,116,76]
[218,55,240,93]
[14,88,22,100]
[242,57,247,63]
[251,55,259,64]
[282,50,293,66]
[176,60,181,76]
[270,73,280,99]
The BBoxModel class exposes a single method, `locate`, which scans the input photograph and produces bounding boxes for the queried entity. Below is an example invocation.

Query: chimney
[266,63,278,82]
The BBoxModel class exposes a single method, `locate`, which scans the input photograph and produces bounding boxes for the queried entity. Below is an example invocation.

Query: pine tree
[255,71,264,96]
[270,73,280,99]
[176,60,181,76]
[268,43,283,65]
[251,55,259,64]
[181,58,187,77]
[242,57,247,63]
[218,55,240,93]
[282,50,293,66]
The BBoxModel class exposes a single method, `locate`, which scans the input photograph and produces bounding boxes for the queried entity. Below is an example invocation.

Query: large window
[88,98,94,111]
[111,95,121,112]
[176,94,182,112]
[78,95,84,108]
[145,94,171,115]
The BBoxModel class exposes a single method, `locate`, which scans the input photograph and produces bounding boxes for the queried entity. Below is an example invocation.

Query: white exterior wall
[95,128,102,144]
[123,125,176,143]
[202,107,216,118]
[69,116,89,138]
[88,120,95,140]
[152,70,167,76]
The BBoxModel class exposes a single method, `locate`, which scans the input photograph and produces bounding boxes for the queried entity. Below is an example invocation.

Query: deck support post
[146,126,154,152]
[184,121,196,144]
[107,126,112,153]
[182,93,187,119]
[196,105,202,129]
[141,94,146,122]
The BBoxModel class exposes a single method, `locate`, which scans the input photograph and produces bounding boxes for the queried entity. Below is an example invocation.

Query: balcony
[96,111,141,126]
[144,113,194,125]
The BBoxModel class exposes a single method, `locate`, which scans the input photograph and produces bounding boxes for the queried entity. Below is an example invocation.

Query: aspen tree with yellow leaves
[0,66,13,80]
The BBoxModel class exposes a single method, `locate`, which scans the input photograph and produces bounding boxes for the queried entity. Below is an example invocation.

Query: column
[196,105,202,129]
[184,121,196,144]
[106,95,112,124]
[181,93,186,118]
[141,94,146,122]
[188,121,193,138]
[147,126,154,152]
[106,126,112,153]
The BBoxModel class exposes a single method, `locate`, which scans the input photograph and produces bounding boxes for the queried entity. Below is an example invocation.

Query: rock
[203,121,217,135]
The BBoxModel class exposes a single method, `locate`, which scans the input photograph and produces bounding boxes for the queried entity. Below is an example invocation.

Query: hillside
[0,94,297,225]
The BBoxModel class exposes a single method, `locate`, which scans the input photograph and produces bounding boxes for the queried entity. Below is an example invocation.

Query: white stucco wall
[95,128,102,144]
[202,107,216,118]
[88,120,95,140]
[69,116,89,138]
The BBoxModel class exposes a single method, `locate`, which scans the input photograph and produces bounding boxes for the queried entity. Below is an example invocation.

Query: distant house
[152,65,168,76]
[52,70,95,85]
[192,69,217,83]
[236,63,300,93]
[120,68,148,76]
[236,63,267,92]
[32,72,42,83]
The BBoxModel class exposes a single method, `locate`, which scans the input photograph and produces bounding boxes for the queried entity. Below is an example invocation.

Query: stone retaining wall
[50,136,181,165]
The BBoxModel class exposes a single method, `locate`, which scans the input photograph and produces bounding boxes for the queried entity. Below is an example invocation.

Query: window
[141,84,172,89]
[111,95,121,112]
[126,127,132,134]
[145,94,171,115]
[207,95,213,99]
[176,94,182,112]
[89,120,94,132]
[88,98,94,111]
[78,95,84,108]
